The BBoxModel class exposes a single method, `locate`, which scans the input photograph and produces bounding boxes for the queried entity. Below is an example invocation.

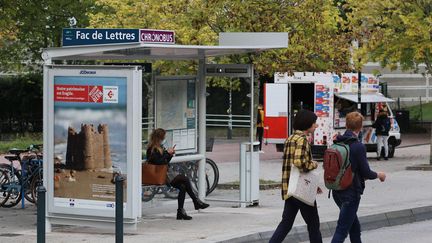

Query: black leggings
[256,127,264,150]
[170,174,198,209]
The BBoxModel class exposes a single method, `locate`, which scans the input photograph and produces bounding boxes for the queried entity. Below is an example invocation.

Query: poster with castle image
[53,75,127,204]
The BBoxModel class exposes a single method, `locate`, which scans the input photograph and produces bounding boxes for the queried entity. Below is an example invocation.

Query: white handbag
[287,164,319,206]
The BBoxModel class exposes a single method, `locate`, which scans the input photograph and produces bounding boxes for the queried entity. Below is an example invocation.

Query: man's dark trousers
[331,190,362,243]
[269,197,322,243]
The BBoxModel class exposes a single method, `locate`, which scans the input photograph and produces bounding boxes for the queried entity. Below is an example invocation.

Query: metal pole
[115,175,125,243]
[426,72,430,102]
[249,66,254,204]
[228,80,233,139]
[37,185,46,243]
[419,96,423,125]
[357,39,362,110]
[430,123,432,165]
[198,55,207,200]
[250,66,254,148]
[358,70,361,110]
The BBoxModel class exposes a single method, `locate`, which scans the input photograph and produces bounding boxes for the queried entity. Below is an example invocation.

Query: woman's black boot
[194,199,210,210]
[177,208,192,220]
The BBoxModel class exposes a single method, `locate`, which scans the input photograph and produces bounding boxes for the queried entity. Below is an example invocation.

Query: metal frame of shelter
[41,32,288,230]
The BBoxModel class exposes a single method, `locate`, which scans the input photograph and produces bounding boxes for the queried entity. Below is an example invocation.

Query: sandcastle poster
[53,75,127,203]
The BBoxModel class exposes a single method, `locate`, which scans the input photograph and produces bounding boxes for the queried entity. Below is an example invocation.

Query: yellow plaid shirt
[281,130,318,200]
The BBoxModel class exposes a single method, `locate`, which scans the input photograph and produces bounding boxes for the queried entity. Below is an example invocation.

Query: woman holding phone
[147,128,209,220]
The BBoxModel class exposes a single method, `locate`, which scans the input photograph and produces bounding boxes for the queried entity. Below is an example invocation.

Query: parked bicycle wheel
[30,168,43,205]
[205,158,219,194]
[142,186,158,202]
[23,161,36,204]
[24,179,35,204]
[1,165,22,208]
[163,186,179,199]
[0,168,11,207]
[189,161,211,196]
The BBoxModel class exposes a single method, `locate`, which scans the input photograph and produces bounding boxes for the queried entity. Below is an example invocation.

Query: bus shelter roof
[42,32,288,61]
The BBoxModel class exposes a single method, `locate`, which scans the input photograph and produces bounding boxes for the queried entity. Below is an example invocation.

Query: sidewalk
[206,132,430,164]
[1,145,431,242]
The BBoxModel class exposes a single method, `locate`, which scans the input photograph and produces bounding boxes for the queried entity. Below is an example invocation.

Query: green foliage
[90,0,353,88]
[407,102,432,121]
[347,0,432,73]
[0,73,43,133]
[0,133,42,153]
[0,0,99,72]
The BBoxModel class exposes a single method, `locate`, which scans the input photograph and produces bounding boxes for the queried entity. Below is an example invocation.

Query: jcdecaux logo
[79,70,96,75]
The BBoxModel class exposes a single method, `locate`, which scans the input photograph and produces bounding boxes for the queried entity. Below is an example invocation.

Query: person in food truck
[269,109,323,243]
[372,109,391,160]
[335,98,357,118]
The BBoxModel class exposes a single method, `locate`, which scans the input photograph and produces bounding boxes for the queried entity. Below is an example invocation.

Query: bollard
[37,185,46,243]
[115,175,125,243]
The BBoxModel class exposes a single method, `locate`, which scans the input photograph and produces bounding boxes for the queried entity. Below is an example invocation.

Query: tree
[0,0,99,73]
[347,0,432,73]
[90,0,353,84]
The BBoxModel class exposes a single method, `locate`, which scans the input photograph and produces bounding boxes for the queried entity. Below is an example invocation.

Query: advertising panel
[45,66,142,221]
[53,76,127,206]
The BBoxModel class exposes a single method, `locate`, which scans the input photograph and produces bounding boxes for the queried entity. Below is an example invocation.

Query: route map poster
[156,78,196,154]
[53,75,127,209]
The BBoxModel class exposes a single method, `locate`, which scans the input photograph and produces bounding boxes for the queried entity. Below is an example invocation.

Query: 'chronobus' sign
[62,28,175,46]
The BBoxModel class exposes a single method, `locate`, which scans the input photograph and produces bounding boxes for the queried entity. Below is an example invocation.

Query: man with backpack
[325,111,386,243]
[372,109,391,160]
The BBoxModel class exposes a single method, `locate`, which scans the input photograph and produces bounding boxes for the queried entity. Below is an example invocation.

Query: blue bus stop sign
[62,29,140,46]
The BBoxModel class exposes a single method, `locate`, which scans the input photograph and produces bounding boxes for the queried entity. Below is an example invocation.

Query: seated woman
[146,128,209,220]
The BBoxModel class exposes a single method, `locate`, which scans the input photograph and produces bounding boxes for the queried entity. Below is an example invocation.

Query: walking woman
[147,128,209,220]
[269,110,323,243]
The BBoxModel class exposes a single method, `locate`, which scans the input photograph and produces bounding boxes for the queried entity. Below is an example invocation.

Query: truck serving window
[334,98,375,128]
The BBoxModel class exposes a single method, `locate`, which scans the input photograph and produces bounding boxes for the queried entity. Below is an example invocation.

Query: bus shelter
[41,31,288,230]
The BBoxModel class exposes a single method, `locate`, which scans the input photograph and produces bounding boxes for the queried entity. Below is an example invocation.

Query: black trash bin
[394,110,410,133]
[206,137,215,152]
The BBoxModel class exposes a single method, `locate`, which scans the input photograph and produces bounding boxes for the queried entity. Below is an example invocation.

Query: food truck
[263,72,401,157]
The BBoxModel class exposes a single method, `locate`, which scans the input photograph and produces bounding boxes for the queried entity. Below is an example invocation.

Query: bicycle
[0,145,43,207]
[141,158,219,202]
[180,158,219,196]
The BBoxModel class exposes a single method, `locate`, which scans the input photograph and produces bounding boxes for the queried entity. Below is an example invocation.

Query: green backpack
[323,141,354,190]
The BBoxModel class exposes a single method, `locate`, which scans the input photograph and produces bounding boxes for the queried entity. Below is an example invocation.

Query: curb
[406,164,432,171]
[217,205,432,243]
[217,183,281,190]
[398,143,430,149]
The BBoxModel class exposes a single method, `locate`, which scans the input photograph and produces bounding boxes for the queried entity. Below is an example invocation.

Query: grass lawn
[407,102,432,121]
[0,133,43,154]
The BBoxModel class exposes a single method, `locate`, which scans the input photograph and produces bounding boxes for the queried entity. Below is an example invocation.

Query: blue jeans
[269,197,322,243]
[331,190,362,243]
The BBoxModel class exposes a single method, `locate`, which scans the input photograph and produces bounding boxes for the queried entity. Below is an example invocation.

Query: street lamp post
[227,80,233,139]
[357,40,362,110]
